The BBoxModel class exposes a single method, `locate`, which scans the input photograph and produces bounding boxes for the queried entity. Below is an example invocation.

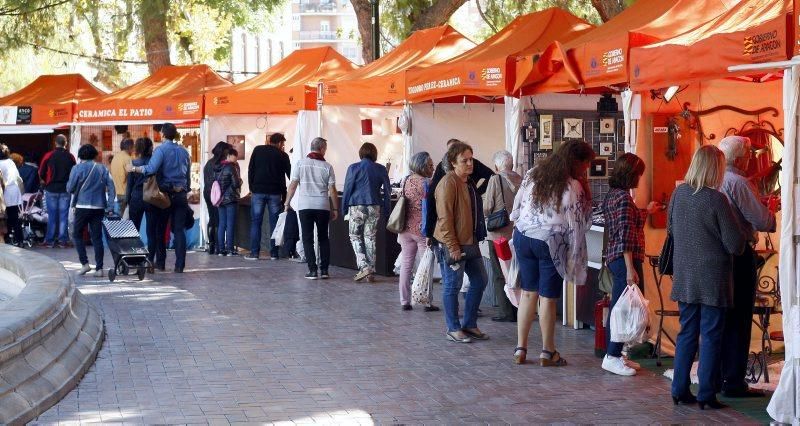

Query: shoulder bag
[386,176,408,234]
[658,195,675,275]
[143,175,171,209]
[486,175,510,232]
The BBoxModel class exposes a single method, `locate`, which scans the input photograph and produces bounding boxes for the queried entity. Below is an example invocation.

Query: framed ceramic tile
[539,115,553,149]
[588,157,608,179]
[600,142,614,156]
[563,118,583,139]
[600,117,615,134]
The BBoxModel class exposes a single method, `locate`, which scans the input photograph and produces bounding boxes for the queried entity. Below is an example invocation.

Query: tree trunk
[139,0,171,74]
[351,0,375,64]
[409,0,467,31]
[591,0,626,22]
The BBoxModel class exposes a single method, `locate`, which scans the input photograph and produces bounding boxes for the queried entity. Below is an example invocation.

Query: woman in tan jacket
[434,141,488,343]
[483,150,522,322]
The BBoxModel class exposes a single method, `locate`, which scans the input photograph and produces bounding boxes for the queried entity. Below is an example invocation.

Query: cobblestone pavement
[31,247,760,424]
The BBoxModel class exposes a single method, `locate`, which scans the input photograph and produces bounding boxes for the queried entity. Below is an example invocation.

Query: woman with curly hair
[510,140,594,366]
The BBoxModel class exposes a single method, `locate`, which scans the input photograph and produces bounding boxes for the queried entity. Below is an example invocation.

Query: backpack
[210,170,223,207]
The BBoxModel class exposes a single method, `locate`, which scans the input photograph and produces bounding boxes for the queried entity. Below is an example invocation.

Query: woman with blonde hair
[669,145,745,409]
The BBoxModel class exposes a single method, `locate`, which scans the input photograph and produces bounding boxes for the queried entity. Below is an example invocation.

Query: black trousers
[150,192,189,270]
[203,192,219,250]
[5,205,22,245]
[73,208,104,269]
[719,244,758,393]
[299,209,330,272]
[129,196,160,267]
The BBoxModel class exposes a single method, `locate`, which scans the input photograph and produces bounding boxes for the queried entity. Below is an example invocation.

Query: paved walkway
[31,247,762,424]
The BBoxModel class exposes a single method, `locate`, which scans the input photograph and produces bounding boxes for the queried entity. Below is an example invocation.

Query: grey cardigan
[669,184,746,308]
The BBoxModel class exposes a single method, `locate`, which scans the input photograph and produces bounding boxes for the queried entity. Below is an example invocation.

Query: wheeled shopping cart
[102,217,152,282]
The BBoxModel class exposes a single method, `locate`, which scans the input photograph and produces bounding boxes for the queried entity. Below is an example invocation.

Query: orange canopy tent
[405,8,593,102]
[514,0,738,94]
[76,65,231,123]
[629,0,792,90]
[0,74,105,125]
[206,46,356,115]
[323,25,474,106]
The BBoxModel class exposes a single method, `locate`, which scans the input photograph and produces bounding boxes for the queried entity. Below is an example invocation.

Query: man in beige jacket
[109,138,133,216]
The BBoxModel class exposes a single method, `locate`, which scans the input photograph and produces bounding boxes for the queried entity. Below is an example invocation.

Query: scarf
[307,151,325,161]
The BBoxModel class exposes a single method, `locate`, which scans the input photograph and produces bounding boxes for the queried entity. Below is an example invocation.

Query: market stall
[73,64,233,248]
[510,0,743,333]
[204,46,357,252]
[0,74,105,162]
[627,0,796,420]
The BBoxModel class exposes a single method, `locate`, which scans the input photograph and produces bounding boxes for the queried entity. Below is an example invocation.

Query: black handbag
[486,175,510,232]
[444,243,482,265]
[658,196,675,275]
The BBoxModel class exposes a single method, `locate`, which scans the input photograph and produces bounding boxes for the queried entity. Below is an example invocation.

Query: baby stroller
[102,215,152,282]
[21,191,48,247]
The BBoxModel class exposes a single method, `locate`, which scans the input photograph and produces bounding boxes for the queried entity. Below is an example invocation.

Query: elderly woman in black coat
[669,145,745,410]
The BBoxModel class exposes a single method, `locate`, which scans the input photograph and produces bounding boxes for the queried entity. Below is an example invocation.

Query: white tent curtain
[504,96,523,171]
[198,118,210,246]
[399,102,413,176]
[69,125,81,157]
[621,89,635,153]
[767,63,800,425]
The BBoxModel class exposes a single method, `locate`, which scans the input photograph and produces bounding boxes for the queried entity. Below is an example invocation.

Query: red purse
[493,237,512,260]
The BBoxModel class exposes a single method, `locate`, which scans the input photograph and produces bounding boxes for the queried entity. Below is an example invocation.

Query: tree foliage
[0,0,280,92]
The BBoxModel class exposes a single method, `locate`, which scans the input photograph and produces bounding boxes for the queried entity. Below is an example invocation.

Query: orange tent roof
[76,64,231,123]
[629,0,792,90]
[0,74,105,125]
[323,25,474,106]
[207,46,357,115]
[515,0,738,94]
[405,8,593,102]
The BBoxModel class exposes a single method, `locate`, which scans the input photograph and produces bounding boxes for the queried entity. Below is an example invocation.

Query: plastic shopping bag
[609,284,651,344]
[498,238,521,307]
[271,212,287,247]
[411,248,435,305]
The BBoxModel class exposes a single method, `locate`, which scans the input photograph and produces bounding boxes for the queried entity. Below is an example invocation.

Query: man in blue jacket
[129,123,191,273]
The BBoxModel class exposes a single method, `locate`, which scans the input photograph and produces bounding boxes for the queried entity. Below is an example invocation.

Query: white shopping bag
[411,248,435,305]
[609,284,650,344]
[498,239,521,307]
[271,212,287,247]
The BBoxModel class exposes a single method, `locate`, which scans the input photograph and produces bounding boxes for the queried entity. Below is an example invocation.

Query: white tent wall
[320,105,404,183]
[411,102,505,169]
[206,114,298,197]
[767,62,800,425]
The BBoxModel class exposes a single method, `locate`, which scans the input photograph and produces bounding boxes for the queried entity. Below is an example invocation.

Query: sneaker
[38,241,54,248]
[55,243,67,249]
[218,252,227,257]
[622,356,641,371]
[228,252,241,257]
[291,256,306,263]
[244,254,259,261]
[602,355,636,376]
[77,264,91,275]
[93,269,105,278]
[305,271,319,280]
[270,256,279,260]
[366,274,376,283]
[353,269,370,282]
[319,270,329,279]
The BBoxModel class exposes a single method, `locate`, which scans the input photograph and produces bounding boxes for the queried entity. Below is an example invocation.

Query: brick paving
[30,247,761,424]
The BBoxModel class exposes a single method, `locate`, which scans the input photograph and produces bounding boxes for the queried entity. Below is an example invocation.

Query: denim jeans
[437,245,487,332]
[45,191,71,244]
[250,193,283,257]
[605,257,644,357]
[73,208,104,269]
[299,209,330,272]
[218,203,237,253]
[672,302,725,402]
[719,245,758,393]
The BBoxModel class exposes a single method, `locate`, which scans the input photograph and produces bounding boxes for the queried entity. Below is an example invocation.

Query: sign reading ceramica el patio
[78,108,155,119]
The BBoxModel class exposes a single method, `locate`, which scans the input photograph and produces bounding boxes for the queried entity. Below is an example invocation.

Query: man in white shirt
[284,137,339,280]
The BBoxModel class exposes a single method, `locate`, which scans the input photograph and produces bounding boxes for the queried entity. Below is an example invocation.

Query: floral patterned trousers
[348,205,380,273]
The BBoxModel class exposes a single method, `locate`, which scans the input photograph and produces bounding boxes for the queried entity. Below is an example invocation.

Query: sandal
[445,331,472,343]
[513,347,527,365]
[461,328,489,340]
[540,350,567,367]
